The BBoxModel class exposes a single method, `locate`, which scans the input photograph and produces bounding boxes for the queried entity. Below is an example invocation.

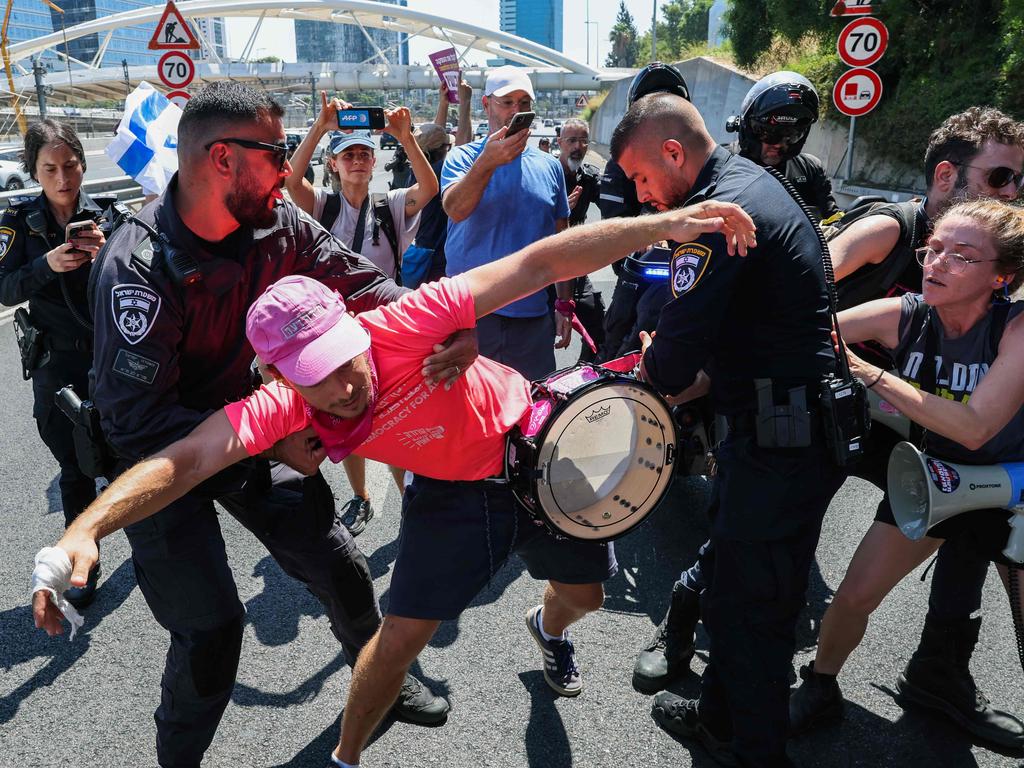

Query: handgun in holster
[13,307,45,380]
[56,386,114,479]
[754,378,812,449]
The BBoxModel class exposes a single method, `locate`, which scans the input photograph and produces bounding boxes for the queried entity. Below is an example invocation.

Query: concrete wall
[591,57,926,205]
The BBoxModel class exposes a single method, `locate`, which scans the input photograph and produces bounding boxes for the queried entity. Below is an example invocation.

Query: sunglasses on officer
[204,137,290,171]
[952,162,1024,192]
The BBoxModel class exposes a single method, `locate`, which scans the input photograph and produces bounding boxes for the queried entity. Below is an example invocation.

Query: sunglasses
[953,162,1024,192]
[204,137,290,171]
[748,119,807,146]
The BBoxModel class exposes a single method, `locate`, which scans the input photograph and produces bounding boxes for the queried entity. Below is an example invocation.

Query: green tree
[606,1,641,67]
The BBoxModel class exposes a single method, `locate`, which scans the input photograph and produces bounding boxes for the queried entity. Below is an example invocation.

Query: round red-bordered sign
[158,51,195,90]
[832,67,883,117]
[837,17,888,68]
[166,90,191,110]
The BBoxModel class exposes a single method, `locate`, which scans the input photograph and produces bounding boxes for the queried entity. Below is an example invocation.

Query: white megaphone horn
[887,441,1024,563]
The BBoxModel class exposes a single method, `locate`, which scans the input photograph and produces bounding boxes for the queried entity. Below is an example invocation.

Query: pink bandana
[305,352,379,462]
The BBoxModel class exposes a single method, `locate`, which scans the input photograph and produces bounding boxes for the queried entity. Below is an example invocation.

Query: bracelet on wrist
[866,368,885,389]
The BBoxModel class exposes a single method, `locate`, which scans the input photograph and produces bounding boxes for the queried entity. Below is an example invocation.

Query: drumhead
[534,380,676,540]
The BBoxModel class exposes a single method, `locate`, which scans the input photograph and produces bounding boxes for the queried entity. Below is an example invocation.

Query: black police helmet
[627,61,690,106]
[726,71,819,164]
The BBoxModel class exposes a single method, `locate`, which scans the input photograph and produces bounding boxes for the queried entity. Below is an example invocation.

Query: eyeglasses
[204,137,289,171]
[561,137,589,146]
[915,246,1001,275]
[953,162,1024,192]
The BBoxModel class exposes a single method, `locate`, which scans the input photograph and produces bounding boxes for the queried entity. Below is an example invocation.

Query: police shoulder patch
[111,283,161,345]
[0,226,15,263]
[669,242,712,298]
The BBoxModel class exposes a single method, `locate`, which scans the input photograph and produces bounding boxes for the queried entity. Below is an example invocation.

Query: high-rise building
[295,0,409,65]
[499,0,563,52]
[191,17,228,61]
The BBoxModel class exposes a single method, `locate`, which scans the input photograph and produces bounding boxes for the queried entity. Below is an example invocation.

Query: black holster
[55,385,114,479]
[13,307,45,379]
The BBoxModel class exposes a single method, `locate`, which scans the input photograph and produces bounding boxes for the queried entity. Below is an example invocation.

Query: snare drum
[505,358,677,541]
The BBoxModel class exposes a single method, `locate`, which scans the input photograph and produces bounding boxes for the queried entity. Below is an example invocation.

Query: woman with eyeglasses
[285,91,439,535]
[790,199,1024,736]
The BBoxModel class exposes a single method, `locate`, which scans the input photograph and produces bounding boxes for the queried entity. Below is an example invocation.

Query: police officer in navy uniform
[598,62,690,361]
[0,120,112,608]
[88,82,464,768]
[612,92,846,767]
[726,71,839,222]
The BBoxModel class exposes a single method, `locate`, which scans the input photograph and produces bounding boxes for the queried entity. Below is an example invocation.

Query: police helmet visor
[748,116,811,146]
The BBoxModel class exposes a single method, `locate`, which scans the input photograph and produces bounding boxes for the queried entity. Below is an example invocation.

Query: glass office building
[499,0,563,52]
[295,0,409,65]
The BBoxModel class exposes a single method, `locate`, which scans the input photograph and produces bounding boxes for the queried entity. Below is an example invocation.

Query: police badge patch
[0,226,15,262]
[112,284,161,345]
[669,242,712,298]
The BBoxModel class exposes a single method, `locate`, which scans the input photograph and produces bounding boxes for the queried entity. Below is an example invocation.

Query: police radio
[764,166,871,466]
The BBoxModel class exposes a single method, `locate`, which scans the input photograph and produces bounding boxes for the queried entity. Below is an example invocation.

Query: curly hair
[940,199,1024,293]
[22,119,86,180]
[924,107,1024,187]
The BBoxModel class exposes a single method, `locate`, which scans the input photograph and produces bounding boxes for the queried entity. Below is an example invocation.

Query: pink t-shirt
[225,277,533,480]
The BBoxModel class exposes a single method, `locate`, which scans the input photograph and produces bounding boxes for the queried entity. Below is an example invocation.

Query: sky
[225,0,659,68]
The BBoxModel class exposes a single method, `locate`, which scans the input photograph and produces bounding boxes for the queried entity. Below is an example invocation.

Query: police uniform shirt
[90,175,406,461]
[644,146,835,413]
[562,162,602,227]
[0,191,109,345]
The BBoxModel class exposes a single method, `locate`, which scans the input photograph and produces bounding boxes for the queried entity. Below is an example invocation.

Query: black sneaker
[651,692,736,766]
[789,662,844,735]
[64,562,101,610]
[391,673,450,726]
[339,496,374,537]
[525,605,582,696]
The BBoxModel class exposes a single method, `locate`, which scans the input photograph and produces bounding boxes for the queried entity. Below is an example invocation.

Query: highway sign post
[158,51,195,91]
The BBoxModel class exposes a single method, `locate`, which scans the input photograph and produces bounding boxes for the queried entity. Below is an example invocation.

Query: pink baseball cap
[246,275,371,386]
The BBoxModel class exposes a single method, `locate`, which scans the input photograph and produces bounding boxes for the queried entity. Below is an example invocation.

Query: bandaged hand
[31,546,85,639]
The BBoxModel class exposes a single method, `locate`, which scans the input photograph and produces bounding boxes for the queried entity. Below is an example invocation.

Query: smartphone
[337,107,386,130]
[505,111,535,138]
[65,220,95,254]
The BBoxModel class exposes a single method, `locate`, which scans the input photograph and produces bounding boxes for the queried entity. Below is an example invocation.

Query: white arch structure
[3,0,631,102]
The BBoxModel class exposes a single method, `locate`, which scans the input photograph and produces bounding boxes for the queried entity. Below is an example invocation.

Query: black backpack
[319,191,402,284]
[824,200,927,311]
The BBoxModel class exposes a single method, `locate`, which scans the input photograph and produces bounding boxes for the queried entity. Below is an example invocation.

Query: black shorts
[387,475,618,620]
[875,494,1018,567]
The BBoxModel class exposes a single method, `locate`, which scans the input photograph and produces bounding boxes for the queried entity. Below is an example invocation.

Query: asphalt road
[1,140,1022,768]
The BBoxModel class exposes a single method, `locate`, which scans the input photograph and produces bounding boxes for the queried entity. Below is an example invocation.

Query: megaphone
[888,441,1024,563]
[867,387,910,439]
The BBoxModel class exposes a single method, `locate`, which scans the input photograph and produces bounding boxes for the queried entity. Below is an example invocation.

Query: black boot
[897,615,1024,749]
[789,661,844,735]
[632,583,699,694]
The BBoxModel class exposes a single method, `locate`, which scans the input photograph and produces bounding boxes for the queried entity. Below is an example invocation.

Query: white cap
[484,65,535,100]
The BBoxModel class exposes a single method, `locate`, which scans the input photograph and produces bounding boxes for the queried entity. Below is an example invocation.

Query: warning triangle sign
[148,1,200,51]
[575,94,588,108]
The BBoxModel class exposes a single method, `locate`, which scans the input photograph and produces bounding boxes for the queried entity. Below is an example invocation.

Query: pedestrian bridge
[4,0,632,103]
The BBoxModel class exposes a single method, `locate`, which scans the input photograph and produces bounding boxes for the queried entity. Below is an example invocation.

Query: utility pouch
[13,307,45,379]
[754,378,812,449]
[819,375,871,466]
[56,386,114,479]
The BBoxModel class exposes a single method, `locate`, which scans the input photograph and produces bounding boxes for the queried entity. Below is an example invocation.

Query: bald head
[610,93,714,164]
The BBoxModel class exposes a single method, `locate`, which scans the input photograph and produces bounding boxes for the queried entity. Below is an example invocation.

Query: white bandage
[31,546,85,640]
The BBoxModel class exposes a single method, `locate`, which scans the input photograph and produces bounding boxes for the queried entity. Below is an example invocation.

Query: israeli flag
[106,82,181,196]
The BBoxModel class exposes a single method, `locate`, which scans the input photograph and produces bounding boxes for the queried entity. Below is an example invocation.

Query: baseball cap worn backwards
[484,65,535,100]
[246,275,370,387]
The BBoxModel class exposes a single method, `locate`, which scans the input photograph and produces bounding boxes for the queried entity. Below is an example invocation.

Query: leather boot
[897,615,1024,748]
[789,661,844,735]
[632,583,699,694]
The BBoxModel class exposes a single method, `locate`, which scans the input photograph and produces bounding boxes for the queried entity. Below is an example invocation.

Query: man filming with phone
[441,65,574,380]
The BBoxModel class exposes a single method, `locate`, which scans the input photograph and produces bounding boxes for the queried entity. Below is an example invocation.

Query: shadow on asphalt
[517,670,572,768]
[245,555,326,647]
[270,712,341,768]
[0,557,135,725]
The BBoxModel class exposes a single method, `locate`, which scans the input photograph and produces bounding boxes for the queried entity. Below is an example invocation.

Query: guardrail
[0,174,146,208]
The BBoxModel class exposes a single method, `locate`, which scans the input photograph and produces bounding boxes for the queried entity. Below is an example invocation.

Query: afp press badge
[669,242,711,298]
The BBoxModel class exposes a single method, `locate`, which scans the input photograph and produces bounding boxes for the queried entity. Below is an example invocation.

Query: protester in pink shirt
[34,199,755,768]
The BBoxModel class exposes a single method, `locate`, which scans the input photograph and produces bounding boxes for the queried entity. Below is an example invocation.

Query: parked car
[0,147,31,190]
[543,118,554,128]
[379,131,400,150]
[475,122,488,138]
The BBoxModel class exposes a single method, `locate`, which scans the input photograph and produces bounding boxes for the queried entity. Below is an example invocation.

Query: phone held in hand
[65,220,95,255]
[337,107,386,130]
[504,111,535,138]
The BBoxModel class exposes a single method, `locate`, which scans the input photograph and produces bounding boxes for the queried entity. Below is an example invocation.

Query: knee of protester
[830,582,884,619]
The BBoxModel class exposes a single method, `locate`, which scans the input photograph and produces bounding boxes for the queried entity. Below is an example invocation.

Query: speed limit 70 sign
[158,50,195,90]
[837,17,888,68]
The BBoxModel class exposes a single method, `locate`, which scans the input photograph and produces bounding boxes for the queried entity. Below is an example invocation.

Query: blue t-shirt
[441,140,569,317]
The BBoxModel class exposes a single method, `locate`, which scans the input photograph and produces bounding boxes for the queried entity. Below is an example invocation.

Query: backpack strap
[370,192,401,285]
[907,298,933,450]
[318,192,343,232]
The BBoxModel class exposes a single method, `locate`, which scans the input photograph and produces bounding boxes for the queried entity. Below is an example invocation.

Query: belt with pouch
[43,335,92,353]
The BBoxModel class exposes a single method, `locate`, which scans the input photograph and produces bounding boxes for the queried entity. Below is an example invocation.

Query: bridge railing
[0,175,146,208]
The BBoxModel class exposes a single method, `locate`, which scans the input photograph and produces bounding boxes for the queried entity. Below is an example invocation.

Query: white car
[0,148,31,190]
